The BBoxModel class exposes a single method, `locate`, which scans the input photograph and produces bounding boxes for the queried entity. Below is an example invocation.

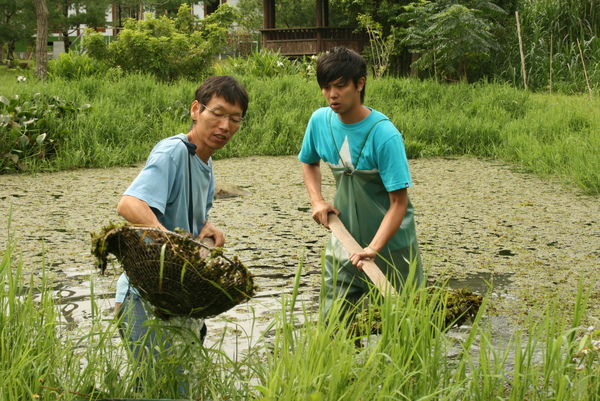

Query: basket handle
[199,237,215,258]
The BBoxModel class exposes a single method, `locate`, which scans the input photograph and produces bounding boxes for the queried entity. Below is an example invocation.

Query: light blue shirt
[116,133,215,302]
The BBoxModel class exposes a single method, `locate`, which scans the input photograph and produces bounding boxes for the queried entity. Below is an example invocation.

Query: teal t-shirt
[116,133,215,302]
[299,107,422,307]
[298,107,412,192]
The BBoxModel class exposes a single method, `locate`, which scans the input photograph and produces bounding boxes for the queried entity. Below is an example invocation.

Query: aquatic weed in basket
[91,223,257,319]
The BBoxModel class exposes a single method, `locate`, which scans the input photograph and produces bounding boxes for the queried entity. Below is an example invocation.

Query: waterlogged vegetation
[3,235,600,400]
[1,65,599,194]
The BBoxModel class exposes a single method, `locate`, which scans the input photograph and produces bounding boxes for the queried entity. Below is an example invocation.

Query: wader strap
[328,109,389,173]
[174,137,197,232]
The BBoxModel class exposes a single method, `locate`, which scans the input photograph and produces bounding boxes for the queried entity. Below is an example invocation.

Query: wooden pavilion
[260,0,369,57]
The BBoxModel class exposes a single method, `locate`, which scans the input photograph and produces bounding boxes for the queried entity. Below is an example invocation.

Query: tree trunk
[62,5,71,52]
[62,29,71,52]
[7,40,16,61]
[410,53,420,78]
[33,0,49,79]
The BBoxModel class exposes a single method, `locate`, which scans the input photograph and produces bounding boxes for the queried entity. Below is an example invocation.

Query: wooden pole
[549,34,553,94]
[515,11,528,90]
[316,0,323,27]
[327,214,397,297]
[577,39,593,100]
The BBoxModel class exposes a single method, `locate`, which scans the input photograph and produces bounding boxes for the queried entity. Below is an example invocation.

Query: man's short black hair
[195,75,249,117]
[316,47,367,103]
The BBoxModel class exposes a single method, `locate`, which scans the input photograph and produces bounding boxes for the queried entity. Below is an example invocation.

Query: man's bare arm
[302,161,339,227]
[116,195,167,231]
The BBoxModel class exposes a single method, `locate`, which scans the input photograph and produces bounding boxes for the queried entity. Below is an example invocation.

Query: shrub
[0,93,90,173]
[48,52,109,80]
[215,49,316,78]
[81,4,239,82]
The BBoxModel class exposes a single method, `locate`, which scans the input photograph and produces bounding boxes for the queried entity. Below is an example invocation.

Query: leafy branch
[357,13,396,79]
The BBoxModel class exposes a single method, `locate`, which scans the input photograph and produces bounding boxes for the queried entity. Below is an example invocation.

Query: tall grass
[3,225,600,398]
[498,0,600,93]
[0,229,261,400]
[245,267,600,400]
[1,72,598,194]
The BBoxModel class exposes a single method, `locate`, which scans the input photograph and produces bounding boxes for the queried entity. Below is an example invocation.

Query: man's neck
[186,133,213,164]
[338,105,371,124]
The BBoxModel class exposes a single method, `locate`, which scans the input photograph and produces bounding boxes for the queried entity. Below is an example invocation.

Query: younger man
[298,47,423,316]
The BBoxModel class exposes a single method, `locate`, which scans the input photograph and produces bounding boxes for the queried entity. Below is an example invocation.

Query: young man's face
[190,95,243,155]
[321,76,365,118]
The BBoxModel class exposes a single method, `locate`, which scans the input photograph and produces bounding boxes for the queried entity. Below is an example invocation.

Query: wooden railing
[260,27,369,56]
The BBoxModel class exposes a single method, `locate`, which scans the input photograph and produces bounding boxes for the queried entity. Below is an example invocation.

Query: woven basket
[92,224,256,319]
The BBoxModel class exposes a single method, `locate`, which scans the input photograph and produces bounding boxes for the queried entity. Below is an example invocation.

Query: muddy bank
[1,156,599,346]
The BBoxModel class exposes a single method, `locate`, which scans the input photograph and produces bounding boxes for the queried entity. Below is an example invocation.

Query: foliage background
[1,0,599,93]
[2,64,599,194]
[233,0,600,93]
[0,0,598,192]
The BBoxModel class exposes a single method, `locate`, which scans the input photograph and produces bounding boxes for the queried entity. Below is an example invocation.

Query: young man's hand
[311,200,339,228]
[349,247,377,271]
[302,161,339,228]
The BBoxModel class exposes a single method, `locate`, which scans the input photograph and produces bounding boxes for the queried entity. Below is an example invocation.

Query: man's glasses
[201,104,244,125]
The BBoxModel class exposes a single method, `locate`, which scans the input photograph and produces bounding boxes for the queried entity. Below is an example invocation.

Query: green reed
[0,229,261,400]
[246,262,600,400]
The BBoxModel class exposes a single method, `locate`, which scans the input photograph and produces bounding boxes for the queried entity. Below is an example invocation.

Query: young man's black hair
[316,47,367,103]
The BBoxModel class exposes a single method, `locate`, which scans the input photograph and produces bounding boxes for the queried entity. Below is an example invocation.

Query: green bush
[81,4,239,82]
[48,52,109,80]
[0,93,90,173]
[215,50,316,78]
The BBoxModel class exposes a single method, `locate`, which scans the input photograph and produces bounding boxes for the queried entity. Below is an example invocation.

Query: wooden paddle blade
[327,213,397,297]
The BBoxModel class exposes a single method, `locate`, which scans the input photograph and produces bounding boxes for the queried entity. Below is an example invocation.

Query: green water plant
[0,93,90,173]
[0,228,262,400]
[249,263,600,400]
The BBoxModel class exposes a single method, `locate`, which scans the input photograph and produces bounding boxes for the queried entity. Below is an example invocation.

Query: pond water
[1,155,599,361]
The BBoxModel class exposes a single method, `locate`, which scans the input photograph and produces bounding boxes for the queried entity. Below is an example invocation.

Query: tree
[331,0,513,77]
[236,0,262,33]
[110,0,190,21]
[400,0,506,82]
[334,0,412,35]
[0,0,36,63]
[33,0,48,78]
[235,0,362,33]
[154,0,193,17]
[44,0,113,52]
[357,13,396,78]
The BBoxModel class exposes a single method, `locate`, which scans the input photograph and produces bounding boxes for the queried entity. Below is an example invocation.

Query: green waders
[321,166,424,318]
